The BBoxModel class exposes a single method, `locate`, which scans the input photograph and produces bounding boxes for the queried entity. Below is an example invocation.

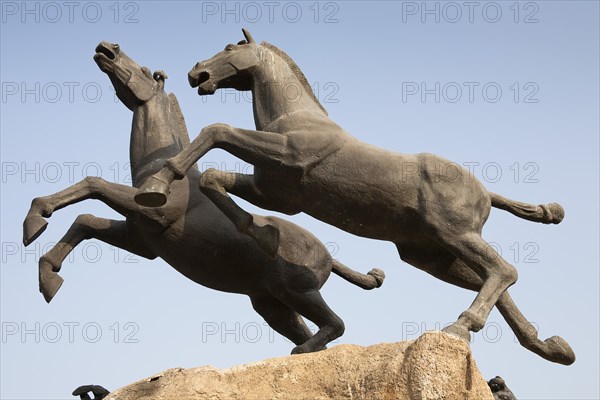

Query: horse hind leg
[413,248,575,365]
[446,263,576,365]
[250,295,313,350]
[270,289,345,354]
[439,233,518,339]
[497,291,575,365]
[445,257,575,364]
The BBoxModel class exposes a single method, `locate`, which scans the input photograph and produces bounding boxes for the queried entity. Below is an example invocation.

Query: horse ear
[153,70,168,81]
[242,28,255,44]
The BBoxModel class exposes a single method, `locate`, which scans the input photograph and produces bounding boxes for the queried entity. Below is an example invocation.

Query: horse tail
[489,192,564,224]
[331,260,385,290]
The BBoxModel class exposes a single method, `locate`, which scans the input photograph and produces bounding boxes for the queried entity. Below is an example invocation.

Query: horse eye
[225,44,235,51]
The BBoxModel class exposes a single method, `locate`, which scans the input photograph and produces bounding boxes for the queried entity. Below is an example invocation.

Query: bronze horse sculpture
[136,29,575,365]
[22,42,385,355]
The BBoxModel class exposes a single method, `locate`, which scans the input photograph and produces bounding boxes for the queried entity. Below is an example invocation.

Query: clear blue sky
[1,1,598,399]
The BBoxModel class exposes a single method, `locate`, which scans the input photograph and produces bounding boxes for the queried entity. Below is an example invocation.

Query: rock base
[106,331,493,400]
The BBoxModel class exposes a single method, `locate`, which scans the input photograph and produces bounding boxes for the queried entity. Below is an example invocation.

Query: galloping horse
[22,42,386,355]
[136,29,575,365]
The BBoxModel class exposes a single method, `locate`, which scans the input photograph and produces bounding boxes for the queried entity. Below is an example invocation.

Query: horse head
[94,41,167,111]
[187,29,327,127]
[188,28,259,95]
[94,41,191,186]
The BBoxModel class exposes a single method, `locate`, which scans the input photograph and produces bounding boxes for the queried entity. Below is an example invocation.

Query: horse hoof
[39,270,64,303]
[442,323,471,342]
[134,176,169,207]
[291,344,326,355]
[543,336,576,365]
[39,259,63,303]
[291,345,307,355]
[248,223,280,259]
[23,216,48,246]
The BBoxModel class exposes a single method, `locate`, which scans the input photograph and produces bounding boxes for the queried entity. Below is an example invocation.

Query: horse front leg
[135,123,291,207]
[198,169,285,258]
[38,215,155,303]
[24,177,163,246]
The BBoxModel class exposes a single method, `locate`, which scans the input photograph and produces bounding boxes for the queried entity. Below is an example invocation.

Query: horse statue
[488,377,517,400]
[72,385,110,400]
[22,41,386,355]
[135,29,575,365]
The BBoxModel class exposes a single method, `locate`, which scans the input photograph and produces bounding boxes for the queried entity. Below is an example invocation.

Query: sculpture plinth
[105,332,494,400]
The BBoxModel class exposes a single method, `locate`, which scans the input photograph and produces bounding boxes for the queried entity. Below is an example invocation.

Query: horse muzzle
[190,72,216,95]
[94,42,118,72]
[198,81,217,95]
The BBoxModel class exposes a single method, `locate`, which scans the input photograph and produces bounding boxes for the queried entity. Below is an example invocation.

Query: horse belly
[297,143,491,241]
[302,149,422,241]
[142,204,269,295]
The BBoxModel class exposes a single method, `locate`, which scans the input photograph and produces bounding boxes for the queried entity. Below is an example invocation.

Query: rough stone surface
[106,332,493,400]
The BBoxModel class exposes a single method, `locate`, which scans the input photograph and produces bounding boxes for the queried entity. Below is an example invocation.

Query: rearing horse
[22,41,386,355]
[136,29,575,365]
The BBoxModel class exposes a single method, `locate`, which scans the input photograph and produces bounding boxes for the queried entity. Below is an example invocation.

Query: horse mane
[260,41,328,116]
[168,93,189,146]
[168,93,198,171]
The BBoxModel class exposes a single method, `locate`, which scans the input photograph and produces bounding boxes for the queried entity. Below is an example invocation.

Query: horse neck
[251,49,324,131]
[129,92,183,185]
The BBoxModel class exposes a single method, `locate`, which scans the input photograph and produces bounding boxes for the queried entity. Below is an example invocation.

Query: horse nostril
[198,72,210,84]
[188,70,210,87]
